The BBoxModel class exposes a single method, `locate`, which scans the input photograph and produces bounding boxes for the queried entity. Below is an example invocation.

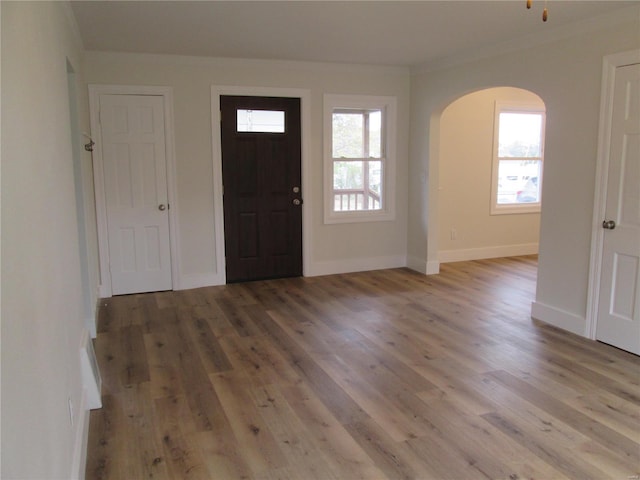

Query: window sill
[491,203,541,215]
[324,210,395,224]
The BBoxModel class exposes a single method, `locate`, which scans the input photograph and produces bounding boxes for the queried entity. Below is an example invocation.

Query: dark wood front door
[221,95,303,283]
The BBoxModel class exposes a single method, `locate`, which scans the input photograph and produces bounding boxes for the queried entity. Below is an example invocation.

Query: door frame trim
[88,84,180,297]
[211,86,311,284]
[586,49,640,339]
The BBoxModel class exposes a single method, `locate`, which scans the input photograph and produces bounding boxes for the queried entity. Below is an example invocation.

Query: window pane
[333,160,383,212]
[368,110,382,158]
[498,112,542,157]
[333,113,364,158]
[368,160,382,209]
[497,160,541,204]
[368,160,382,195]
[332,109,383,158]
[334,161,363,190]
[237,109,285,133]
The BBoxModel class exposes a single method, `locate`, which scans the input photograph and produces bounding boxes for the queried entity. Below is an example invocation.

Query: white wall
[438,87,542,262]
[408,7,640,335]
[84,53,411,286]
[1,2,100,478]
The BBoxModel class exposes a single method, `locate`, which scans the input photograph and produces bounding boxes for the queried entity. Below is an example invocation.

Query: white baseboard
[71,329,104,479]
[177,272,225,290]
[85,315,96,340]
[407,255,425,274]
[98,283,110,298]
[305,255,406,277]
[70,390,91,480]
[88,297,100,339]
[426,260,440,275]
[80,330,102,410]
[531,301,587,337]
[439,243,539,263]
[70,331,90,480]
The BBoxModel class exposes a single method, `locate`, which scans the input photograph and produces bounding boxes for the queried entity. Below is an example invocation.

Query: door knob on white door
[602,220,616,230]
[158,204,166,211]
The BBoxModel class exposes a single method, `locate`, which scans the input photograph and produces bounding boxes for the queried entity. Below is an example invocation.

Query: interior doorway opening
[436,86,545,264]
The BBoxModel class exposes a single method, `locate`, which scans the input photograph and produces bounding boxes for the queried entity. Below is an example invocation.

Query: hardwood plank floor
[86,256,640,479]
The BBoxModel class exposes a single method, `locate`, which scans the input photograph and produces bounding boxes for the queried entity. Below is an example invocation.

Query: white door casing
[210,85,312,283]
[89,85,179,297]
[588,52,640,355]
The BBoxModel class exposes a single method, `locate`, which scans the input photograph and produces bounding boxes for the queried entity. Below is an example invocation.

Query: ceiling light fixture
[526,0,549,22]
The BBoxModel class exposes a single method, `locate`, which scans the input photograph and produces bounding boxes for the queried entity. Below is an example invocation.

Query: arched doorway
[436,87,545,264]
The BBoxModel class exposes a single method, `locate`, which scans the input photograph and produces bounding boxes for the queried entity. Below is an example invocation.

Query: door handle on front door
[158,204,166,211]
[602,220,616,229]
[292,198,302,206]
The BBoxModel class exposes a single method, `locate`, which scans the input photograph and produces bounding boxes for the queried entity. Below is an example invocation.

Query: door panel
[221,96,302,283]
[596,63,640,354]
[100,94,172,294]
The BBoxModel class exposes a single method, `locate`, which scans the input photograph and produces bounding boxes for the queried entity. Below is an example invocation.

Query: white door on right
[596,62,640,355]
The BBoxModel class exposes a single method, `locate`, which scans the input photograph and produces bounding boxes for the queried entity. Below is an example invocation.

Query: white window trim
[324,94,397,224]
[490,101,546,215]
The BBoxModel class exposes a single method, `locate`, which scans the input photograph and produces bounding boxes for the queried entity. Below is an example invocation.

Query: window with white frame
[324,94,396,223]
[491,102,545,215]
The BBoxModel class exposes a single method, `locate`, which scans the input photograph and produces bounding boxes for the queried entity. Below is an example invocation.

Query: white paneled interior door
[99,94,172,295]
[596,62,640,355]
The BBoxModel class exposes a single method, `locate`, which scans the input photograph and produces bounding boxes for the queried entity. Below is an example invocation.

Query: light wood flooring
[86,256,640,479]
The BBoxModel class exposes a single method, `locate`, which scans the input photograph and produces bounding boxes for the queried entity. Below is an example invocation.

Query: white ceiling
[70,1,636,68]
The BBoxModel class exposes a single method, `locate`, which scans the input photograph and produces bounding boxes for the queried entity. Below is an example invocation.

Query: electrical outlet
[68,396,74,427]
[451,229,457,240]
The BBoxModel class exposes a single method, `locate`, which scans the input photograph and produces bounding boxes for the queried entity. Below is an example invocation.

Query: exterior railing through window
[334,189,381,211]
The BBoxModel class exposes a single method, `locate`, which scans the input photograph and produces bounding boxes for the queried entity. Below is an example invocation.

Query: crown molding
[85,50,410,76]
